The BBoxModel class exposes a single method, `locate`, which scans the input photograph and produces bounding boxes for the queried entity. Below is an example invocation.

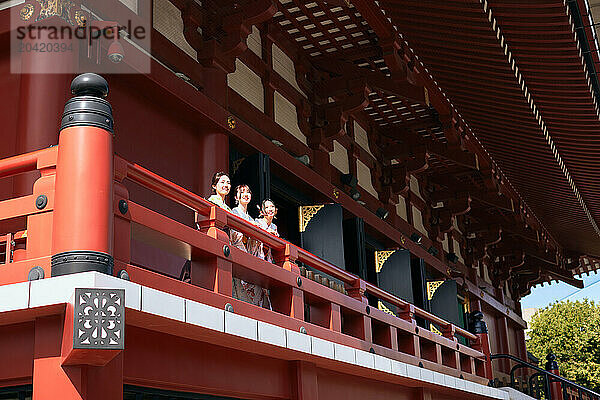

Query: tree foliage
[527,299,600,392]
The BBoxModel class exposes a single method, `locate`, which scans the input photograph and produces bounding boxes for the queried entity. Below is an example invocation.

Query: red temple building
[1,0,600,399]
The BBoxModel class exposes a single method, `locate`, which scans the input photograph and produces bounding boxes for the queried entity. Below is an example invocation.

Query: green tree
[527,299,600,392]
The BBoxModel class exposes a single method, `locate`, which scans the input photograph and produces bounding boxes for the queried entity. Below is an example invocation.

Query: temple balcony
[0,75,509,397]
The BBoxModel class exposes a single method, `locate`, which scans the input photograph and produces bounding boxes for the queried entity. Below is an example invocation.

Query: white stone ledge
[1,272,509,399]
[501,387,537,400]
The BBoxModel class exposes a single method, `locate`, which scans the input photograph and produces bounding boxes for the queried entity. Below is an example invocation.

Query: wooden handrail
[117,156,213,216]
[116,156,479,345]
[365,281,477,341]
[0,148,54,179]
[226,212,287,251]
[295,247,357,284]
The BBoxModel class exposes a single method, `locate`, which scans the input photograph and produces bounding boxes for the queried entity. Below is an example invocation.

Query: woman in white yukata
[255,199,279,263]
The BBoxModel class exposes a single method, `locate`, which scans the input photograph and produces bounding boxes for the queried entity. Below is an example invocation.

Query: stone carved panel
[73,288,125,350]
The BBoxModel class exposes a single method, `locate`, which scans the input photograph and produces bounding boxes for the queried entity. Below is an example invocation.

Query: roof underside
[265,0,600,287]
[377,0,600,256]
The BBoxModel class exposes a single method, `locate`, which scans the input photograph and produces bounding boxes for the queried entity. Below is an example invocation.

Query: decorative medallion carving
[20,4,34,20]
[298,205,324,232]
[73,9,86,27]
[73,288,124,350]
[374,250,395,273]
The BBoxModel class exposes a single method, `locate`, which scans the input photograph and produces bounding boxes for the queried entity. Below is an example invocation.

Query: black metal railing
[491,354,600,400]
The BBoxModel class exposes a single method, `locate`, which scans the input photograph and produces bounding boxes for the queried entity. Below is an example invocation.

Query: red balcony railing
[114,155,490,383]
[0,145,493,384]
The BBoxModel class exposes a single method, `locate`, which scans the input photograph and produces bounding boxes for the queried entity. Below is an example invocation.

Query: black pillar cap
[61,73,113,133]
[71,73,109,98]
[545,353,559,371]
[470,310,488,334]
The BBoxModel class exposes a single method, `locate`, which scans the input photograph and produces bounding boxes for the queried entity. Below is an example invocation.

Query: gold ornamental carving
[378,301,397,317]
[299,205,324,232]
[227,115,236,129]
[36,0,76,24]
[375,250,396,273]
[73,9,86,27]
[430,324,442,336]
[230,157,246,176]
[20,0,83,25]
[426,280,445,301]
[20,4,34,20]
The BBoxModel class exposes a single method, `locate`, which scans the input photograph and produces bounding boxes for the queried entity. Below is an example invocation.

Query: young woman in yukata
[255,199,279,263]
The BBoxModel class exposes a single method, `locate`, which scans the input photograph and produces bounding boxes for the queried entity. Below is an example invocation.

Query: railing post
[347,278,367,303]
[442,323,461,370]
[398,303,421,358]
[113,163,131,268]
[347,279,372,343]
[197,205,232,296]
[51,74,114,277]
[278,244,304,320]
[470,311,493,381]
[27,148,58,261]
[546,353,564,400]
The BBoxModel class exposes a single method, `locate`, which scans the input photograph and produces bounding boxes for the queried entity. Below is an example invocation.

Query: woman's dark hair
[234,184,252,204]
[210,171,229,195]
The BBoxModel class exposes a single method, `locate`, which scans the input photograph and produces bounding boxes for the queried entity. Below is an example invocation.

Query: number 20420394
[18,42,73,53]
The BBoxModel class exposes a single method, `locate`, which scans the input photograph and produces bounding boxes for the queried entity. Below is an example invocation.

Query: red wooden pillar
[33,316,84,400]
[32,314,123,400]
[290,361,318,400]
[197,131,229,197]
[197,66,229,197]
[50,74,114,277]
[14,16,77,196]
[497,316,511,373]
[470,311,493,381]
[546,353,564,400]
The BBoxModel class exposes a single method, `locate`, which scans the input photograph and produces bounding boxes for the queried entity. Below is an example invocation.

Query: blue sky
[520,272,600,309]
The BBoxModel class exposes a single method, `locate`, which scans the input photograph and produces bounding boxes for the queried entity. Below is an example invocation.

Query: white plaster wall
[412,206,428,238]
[357,159,378,198]
[247,25,262,58]
[272,44,306,97]
[274,91,306,144]
[153,0,197,59]
[396,195,407,221]
[228,59,265,112]
[354,121,374,158]
[330,140,349,174]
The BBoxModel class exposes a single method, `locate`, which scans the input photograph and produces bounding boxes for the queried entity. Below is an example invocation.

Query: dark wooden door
[375,249,413,315]
[429,279,461,327]
[343,217,367,280]
[299,203,345,269]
